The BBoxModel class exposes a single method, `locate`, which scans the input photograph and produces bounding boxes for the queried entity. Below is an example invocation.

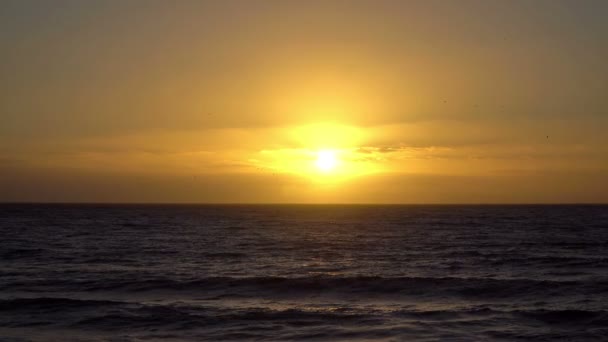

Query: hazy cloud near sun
[3,118,607,181]
[2,164,607,204]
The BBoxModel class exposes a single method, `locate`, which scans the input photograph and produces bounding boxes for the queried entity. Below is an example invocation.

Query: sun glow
[315,150,339,172]
[252,124,385,180]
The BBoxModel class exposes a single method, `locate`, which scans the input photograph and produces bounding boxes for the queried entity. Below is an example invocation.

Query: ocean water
[1,204,608,341]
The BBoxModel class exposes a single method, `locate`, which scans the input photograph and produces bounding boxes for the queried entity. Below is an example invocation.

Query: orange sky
[1,0,607,203]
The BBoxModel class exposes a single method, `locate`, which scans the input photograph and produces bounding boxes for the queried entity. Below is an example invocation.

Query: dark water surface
[1,204,608,341]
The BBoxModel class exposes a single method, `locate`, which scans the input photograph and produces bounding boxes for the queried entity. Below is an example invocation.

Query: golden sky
[1,0,607,203]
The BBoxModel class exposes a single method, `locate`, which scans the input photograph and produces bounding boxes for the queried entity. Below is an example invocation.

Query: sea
[1,204,607,341]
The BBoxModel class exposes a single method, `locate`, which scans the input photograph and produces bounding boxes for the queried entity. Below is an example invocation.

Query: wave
[0,247,44,260]
[3,297,607,334]
[5,276,608,300]
[0,297,370,331]
[394,307,608,327]
[0,297,122,312]
[515,309,608,327]
[72,306,370,331]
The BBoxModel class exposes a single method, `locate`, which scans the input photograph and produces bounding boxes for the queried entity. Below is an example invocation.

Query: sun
[315,150,339,172]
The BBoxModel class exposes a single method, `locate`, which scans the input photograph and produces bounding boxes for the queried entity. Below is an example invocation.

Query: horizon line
[1,202,607,206]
